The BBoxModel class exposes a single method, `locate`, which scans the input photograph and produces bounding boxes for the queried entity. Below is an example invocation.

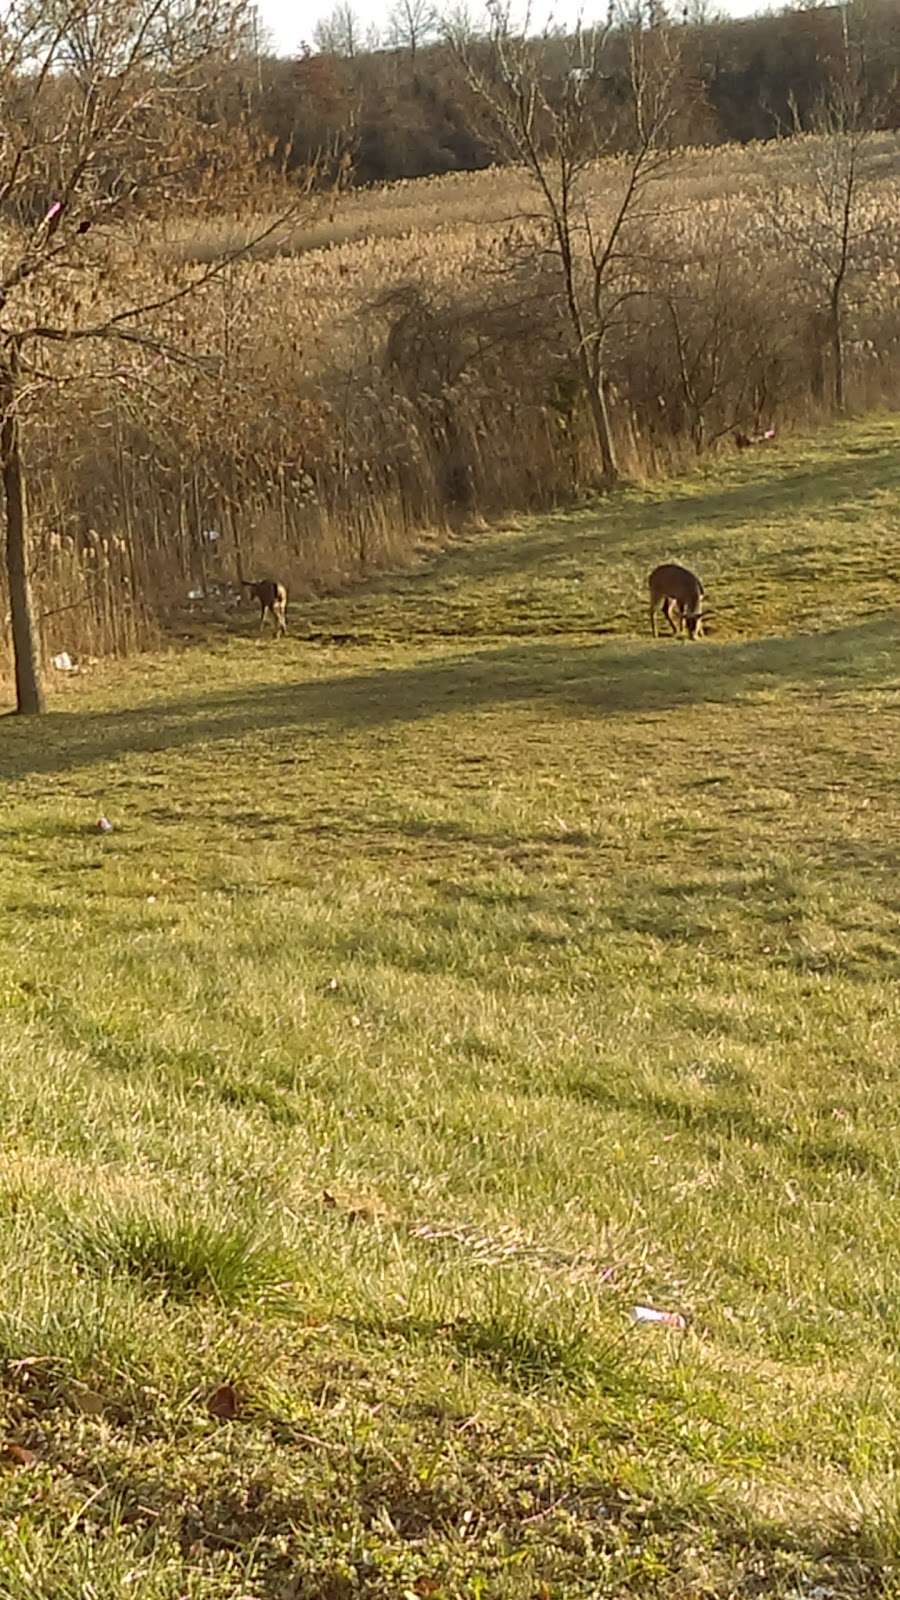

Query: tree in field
[450,4,684,487]
[387,0,440,61]
[0,0,314,715]
[766,74,885,414]
[313,4,371,58]
[440,2,480,50]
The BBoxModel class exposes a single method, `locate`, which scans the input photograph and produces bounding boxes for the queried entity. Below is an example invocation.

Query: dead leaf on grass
[206,1383,240,1420]
[2,1442,38,1467]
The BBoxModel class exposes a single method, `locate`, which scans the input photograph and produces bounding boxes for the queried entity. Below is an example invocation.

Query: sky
[257,0,776,56]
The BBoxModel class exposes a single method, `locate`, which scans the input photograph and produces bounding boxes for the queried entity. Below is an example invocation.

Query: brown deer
[648,563,706,639]
[243,578,288,638]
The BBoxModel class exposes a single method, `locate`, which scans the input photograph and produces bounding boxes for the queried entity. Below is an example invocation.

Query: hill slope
[1,418,899,1598]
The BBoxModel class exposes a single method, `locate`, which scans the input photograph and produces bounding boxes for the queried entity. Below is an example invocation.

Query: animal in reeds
[648,563,706,640]
[243,578,287,638]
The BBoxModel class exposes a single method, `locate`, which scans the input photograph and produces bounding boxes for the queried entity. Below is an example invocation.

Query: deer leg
[650,600,658,637]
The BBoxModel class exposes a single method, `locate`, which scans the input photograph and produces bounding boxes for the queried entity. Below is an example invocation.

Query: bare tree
[679,0,726,21]
[441,1,481,49]
[0,0,318,715]
[450,5,682,487]
[765,76,884,414]
[313,2,363,58]
[653,219,783,451]
[388,0,440,60]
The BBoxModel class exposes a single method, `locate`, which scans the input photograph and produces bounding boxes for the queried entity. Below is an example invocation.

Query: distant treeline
[228,2,900,187]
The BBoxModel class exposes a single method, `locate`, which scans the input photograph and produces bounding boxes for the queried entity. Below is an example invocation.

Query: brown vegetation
[258,1,900,187]
[7,127,900,683]
[1,6,898,698]
[0,0,319,712]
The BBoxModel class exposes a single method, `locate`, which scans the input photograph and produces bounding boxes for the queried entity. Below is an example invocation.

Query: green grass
[0,416,899,1597]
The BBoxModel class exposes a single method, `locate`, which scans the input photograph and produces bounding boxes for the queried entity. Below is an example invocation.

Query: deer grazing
[242,578,288,638]
[648,563,706,640]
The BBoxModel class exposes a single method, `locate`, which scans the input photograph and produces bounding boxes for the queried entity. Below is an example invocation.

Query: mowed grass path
[1,418,899,1598]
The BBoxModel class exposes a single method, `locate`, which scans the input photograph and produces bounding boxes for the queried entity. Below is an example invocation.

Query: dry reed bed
[166,129,900,262]
[2,130,900,677]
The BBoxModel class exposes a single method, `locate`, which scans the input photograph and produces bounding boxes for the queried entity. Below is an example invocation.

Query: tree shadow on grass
[565,1075,883,1177]
[1,614,896,783]
[60,1406,887,1599]
[359,438,900,591]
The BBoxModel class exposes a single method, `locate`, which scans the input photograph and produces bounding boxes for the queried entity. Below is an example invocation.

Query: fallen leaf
[321,1189,337,1209]
[2,1442,37,1467]
[206,1383,240,1420]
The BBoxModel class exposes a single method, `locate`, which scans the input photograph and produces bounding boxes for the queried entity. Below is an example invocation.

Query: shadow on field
[1,615,896,782]
[356,436,900,591]
[94,1441,882,1600]
[567,1076,883,1176]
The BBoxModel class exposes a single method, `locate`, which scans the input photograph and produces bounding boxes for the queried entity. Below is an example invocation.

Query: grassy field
[1,416,899,1598]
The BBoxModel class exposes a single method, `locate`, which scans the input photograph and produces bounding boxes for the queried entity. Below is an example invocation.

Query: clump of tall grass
[64,1206,293,1307]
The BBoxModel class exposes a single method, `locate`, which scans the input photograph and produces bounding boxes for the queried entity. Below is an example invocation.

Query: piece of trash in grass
[187,588,205,602]
[631,1304,687,1331]
[96,816,113,834]
[51,651,75,672]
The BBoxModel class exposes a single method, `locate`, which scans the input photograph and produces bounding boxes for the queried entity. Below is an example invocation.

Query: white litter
[51,651,75,671]
[631,1305,687,1331]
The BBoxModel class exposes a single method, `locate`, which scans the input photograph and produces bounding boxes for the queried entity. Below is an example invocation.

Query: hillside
[5,127,900,689]
[0,418,899,1597]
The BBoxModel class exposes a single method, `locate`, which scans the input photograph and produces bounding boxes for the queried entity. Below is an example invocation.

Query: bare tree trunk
[1,349,45,715]
[829,292,846,414]
[591,372,620,486]
[581,349,619,486]
[809,311,827,404]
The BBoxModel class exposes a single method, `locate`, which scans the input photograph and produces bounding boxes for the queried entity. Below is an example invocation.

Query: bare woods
[0,8,898,701]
